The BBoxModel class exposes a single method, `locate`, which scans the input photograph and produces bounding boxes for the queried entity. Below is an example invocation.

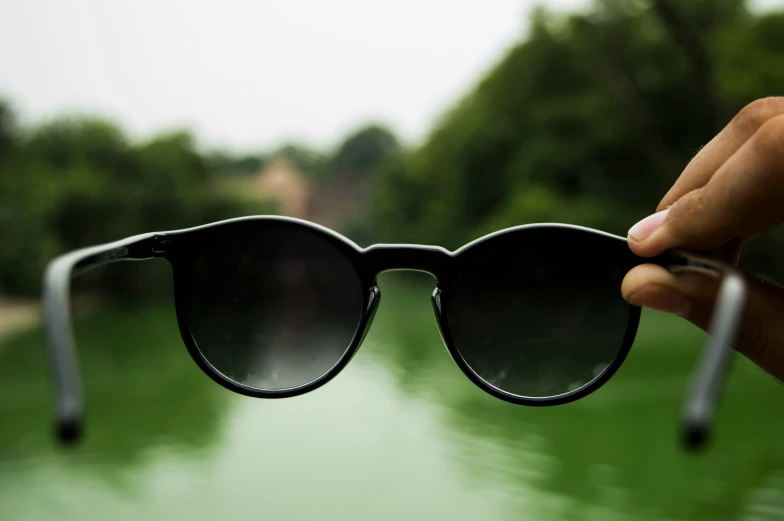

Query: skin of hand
[621,96,784,383]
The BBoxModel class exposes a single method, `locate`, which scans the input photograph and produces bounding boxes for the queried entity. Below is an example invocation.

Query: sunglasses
[43,216,746,450]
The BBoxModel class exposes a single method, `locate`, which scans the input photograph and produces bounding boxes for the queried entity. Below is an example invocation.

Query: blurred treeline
[0,107,261,297]
[0,98,398,297]
[360,0,784,279]
[1,0,784,299]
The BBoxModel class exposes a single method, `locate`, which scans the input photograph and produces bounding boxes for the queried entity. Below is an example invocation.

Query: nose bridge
[362,244,451,278]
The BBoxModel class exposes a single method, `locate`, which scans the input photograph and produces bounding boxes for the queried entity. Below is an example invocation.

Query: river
[1,273,783,520]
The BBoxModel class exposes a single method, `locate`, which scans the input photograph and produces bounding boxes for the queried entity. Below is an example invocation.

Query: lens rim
[155,216,641,406]
[168,218,380,399]
[433,225,642,407]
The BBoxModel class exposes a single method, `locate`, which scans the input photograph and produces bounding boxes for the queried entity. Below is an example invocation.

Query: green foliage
[327,124,399,178]
[364,0,784,277]
[0,106,400,297]
[471,185,632,240]
[2,0,783,296]
[0,101,16,163]
[715,10,784,102]
[205,151,265,176]
[273,142,328,179]
[273,125,399,183]
[0,115,258,297]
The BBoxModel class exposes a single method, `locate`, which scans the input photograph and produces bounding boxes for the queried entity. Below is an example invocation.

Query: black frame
[42,216,746,450]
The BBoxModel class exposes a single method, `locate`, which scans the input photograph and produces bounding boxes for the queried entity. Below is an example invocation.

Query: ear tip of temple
[682,420,709,451]
[56,417,83,445]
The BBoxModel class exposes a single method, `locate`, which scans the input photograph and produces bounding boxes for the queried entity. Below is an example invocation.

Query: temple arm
[42,232,163,444]
[659,249,748,451]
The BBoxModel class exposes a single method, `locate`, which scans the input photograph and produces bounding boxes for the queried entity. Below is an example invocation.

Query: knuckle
[753,114,784,163]
[733,97,784,134]
[667,188,736,247]
[666,192,704,242]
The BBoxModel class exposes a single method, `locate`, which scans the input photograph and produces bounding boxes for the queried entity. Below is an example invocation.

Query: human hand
[622,97,784,382]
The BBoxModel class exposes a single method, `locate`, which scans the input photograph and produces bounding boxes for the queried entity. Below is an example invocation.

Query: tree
[273,143,327,179]
[205,151,265,176]
[327,124,399,178]
[0,101,15,165]
[364,0,784,272]
[0,111,253,297]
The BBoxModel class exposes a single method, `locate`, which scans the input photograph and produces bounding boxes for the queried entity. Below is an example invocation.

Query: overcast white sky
[1,0,781,152]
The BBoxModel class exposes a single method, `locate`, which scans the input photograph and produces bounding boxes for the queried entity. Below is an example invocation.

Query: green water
[1,273,784,521]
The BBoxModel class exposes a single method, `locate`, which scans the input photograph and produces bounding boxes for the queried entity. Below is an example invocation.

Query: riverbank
[0,298,39,341]
[0,294,106,344]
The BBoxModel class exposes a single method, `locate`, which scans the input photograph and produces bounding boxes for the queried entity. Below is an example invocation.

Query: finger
[622,264,784,381]
[722,238,743,266]
[628,113,784,257]
[658,97,784,212]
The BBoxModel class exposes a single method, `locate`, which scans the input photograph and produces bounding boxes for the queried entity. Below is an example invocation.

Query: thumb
[622,264,784,382]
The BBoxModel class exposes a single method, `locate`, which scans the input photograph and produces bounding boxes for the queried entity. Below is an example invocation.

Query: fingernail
[627,284,691,317]
[628,208,670,241]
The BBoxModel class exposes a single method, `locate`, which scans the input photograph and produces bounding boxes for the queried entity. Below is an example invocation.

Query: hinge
[150,235,171,256]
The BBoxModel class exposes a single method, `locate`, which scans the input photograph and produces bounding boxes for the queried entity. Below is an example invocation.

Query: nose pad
[366,284,381,327]
[431,287,443,316]
[431,287,451,349]
[346,285,381,364]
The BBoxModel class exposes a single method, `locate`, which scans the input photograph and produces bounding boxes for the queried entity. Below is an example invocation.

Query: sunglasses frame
[42,215,745,450]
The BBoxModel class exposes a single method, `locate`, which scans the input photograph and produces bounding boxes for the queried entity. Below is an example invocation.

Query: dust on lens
[186,224,365,391]
[447,228,633,398]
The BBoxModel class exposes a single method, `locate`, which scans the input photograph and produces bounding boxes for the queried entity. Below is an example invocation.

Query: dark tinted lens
[447,228,634,398]
[185,223,365,391]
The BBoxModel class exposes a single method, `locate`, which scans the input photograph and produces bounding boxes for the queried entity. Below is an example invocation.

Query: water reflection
[0,290,507,521]
[0,301,231,496]
[0,275,783,520]
[371,273,784,521]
